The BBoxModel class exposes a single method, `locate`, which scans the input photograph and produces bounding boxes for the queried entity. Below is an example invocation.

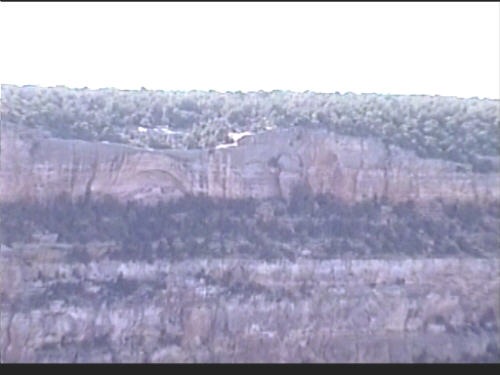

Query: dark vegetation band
[1,189,499,261]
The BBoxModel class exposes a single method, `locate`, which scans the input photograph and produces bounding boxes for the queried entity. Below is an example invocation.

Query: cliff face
[1,126,500,363]
[1,126,499,204]
[1,242,499,363]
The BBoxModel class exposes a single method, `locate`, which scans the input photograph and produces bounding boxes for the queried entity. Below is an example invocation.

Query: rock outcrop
[1,126,499,204]
[1,242,499,363]
[1,125,499,363]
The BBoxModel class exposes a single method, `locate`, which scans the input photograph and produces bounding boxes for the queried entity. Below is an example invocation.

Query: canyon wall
[1,126,499,204]
[1,126,499,363]
[1,242,499,363]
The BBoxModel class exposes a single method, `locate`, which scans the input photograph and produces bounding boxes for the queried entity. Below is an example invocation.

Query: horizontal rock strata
[1,125,499,363]
[1,126,499,204]
[1,243,499,363]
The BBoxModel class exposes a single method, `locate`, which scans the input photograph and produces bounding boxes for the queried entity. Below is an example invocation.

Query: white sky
[1,2,499,99]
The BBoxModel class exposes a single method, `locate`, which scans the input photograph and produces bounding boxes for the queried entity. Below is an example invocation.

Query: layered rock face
[1,243,499,363]
[1,125,499,363]
[1,126,499,204]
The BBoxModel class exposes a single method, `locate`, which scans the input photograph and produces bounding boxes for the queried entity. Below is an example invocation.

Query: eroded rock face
[1,126,499,204]
[1,125,499,363]
[1,244,499,363]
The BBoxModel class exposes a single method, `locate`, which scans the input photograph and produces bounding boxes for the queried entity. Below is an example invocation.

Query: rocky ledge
[1,126,499,205]
[1,242,499,363]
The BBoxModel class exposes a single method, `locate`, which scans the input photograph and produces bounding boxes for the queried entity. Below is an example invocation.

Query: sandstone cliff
[1,242,499,363]
[1,126,499,204]
[1,125,499,363]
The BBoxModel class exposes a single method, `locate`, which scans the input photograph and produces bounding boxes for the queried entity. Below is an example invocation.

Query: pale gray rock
[1,252,498,363]
[1,127,499,204]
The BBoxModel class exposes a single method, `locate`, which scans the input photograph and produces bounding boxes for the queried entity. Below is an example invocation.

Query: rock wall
[1,125,499,363]
[1,126,499,204]
[1,243,499,363]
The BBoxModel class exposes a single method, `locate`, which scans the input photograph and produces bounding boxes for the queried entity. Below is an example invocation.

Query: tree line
[2,84,499,172]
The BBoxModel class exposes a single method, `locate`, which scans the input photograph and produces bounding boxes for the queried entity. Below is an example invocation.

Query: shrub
[3,85,498,171]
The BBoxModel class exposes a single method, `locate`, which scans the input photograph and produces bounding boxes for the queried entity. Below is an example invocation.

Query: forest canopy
[1,84,499,172]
